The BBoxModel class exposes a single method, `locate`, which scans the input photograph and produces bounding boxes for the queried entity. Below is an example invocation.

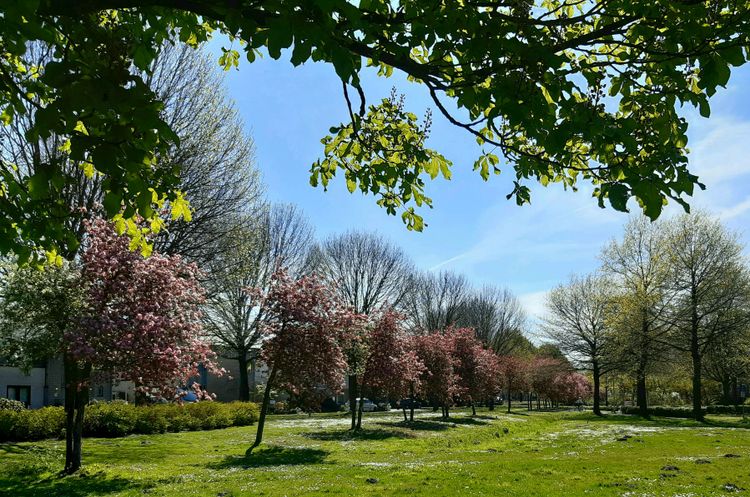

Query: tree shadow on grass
[378,415,491,432]
[304,427,415,441]
[208,445,329,469]
[563,412,750,430]
[0,466,139,497]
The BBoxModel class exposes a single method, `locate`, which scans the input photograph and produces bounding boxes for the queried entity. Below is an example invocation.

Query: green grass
[1,409,750,496]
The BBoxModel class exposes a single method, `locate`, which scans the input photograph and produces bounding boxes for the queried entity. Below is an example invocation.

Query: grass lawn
[1,409,750,496]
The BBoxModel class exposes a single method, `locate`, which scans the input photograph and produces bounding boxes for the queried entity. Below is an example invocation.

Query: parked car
[356,398,377,412]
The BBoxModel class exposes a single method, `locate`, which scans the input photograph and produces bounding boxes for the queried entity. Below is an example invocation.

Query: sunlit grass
[1,409,749,496]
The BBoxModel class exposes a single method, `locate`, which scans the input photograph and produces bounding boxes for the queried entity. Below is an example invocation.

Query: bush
[0,400,259,442]
[273,401,288,414]
[226,402,260,426]
[84,401,137,437]
[0,398,26,412]
[0,407,66,441]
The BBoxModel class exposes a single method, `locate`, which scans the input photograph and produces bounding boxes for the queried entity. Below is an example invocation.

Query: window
[7,386,31,407]
[97,385,104,398]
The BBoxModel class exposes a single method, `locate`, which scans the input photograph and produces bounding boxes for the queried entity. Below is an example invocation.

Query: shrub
[133,406,169,434]
[0,400,259,442]
[84,401,137,437]
[0,398,26,412]
[226,402,260,426]
[273,401,288,414]
[0,407,66,441]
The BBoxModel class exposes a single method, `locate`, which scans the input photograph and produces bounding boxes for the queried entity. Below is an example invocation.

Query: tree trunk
[723,378,731,405]
[592,361,602,416]
[636,369,648,418]
[506,387,512,414]
[238,351,250,402]
[731,378,739,405]
[471,402,476,416]
[356,388,364,430]
[409,383,415,422]
[689,296,704,421]
[348,375,357,430]
[63,357,91,474]
[249,366,277,453]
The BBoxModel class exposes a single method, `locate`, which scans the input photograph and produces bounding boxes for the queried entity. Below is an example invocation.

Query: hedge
[0,401,259,442]
[621,405,750,418]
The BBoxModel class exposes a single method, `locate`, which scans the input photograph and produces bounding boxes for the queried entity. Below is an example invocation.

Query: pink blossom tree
[249,271,361,451]
[412,332,457,419]
[358,309,425,427]
[64,218,218,473]
[498,355,530,414]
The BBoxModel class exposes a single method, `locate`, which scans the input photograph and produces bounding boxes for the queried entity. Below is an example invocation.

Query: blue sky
[211,43,750,335]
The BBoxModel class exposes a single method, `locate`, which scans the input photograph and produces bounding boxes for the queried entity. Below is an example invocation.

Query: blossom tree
[358,309,425,427]
[0,218,219,474]
[412,332,457,419]
[249,271,361,452]
[65,218,218,473]
[498,355,530,414]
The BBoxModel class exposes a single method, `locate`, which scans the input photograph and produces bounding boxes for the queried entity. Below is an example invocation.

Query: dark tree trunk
[409,383,415,422]
[249,366,277,453]
[238,351,250,402]
[691,348,703,421]
[720,377,732,406]
[592,361,602,416]
[63,357,91,474]
[689,297,704,421]
[506,387,512,414]
[636,369,648,418]
[356,388,364,430]
[731,378,739,405]
[348,375,357,430]
[471,402,476,416]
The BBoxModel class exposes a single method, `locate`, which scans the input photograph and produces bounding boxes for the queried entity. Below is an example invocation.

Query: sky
[210,42,750,338]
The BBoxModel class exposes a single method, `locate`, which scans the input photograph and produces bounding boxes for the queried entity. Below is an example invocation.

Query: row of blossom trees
[249,270,592,450]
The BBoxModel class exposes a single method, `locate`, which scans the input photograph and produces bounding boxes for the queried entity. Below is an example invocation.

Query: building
[0,357,112,408]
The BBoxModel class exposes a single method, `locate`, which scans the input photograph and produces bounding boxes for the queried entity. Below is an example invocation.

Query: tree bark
[249,366,277,453]
[63,358,91,474]
[356,387,364,430]
[592,361,602,416]
[471,402,476,416]
[506,387,512,414]
[636,369,648,418]
[689,292,704,421]
[409,383,415,422]
[348,374,357,430]
[238,351,250,402]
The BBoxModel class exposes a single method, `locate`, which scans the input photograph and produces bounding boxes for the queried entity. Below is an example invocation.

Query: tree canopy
[4,1,749,260]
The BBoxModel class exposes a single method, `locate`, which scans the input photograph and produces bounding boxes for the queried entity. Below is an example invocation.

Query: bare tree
[147,44,263,267]
[203,203,314,401]
[457,285,528,355]
[543,273,613,416]
[0,43,262,264]
[312,231,414,314]
[404,270,470,333]
[310,230,413,429]
[663,212,749,420]
[600,216,675,417]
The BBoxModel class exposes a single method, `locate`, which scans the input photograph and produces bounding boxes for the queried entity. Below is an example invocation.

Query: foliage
[362,309,426,400]
[7,1,748,257]
[75,218,219,400]
[0,398,26,412]
[0,401,259,442]
[411,332,458,409]
[260,270,362,411]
